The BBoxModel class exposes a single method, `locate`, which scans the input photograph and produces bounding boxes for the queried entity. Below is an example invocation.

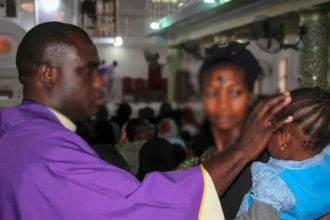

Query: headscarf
[158,119,186,150]
[158,119,179,139]
[136,138,175,181]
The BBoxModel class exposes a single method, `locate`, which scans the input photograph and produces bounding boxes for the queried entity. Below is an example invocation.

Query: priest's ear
[38,64,59,88]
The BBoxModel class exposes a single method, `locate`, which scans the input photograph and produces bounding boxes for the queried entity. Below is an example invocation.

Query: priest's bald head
[16,22,105,121]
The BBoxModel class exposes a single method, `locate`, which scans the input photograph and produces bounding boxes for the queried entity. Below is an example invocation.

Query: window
[278,59,288,93]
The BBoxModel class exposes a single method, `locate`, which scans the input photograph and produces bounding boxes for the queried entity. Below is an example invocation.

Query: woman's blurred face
[202,64,252,131]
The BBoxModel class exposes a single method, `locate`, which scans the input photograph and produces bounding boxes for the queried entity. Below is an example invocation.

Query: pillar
[167,46,182,102]
[299,9,330,88]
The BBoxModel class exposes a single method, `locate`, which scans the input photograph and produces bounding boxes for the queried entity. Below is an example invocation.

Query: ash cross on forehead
[218,76,225,87]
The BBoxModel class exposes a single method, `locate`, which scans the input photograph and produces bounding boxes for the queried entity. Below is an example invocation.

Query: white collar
[48,108,77,132]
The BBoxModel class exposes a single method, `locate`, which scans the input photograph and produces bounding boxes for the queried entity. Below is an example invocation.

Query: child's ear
[281,131,291,144]
[280,130,291,152]
[281,130,291,148]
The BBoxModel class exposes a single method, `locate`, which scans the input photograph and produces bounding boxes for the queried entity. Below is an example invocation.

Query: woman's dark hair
[199,42,261,92]
[136,138,175,181]
[277,87,330,150]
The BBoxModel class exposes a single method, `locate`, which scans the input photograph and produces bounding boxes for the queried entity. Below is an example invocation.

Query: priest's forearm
[203,146,250,196]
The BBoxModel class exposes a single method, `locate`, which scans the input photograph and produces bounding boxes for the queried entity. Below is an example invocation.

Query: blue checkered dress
[238,146,330,220]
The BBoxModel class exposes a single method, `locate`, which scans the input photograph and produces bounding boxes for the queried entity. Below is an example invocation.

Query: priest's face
[54,33,105,121]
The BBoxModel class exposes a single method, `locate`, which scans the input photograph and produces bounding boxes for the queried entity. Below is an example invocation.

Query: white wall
[247,40,300,94]
[96,44,168,79]
[0,20,27,108]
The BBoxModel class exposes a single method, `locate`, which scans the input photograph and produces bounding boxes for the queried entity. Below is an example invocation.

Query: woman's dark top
[200,142,269,220]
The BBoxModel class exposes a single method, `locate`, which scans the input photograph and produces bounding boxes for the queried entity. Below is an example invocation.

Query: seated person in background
[110,103,132,129]
[181,107,200,137]
[158,118,186,150]
[136,138,175,181]
[138,107,156,124]
[116,118,154,175]
[172,143,187,168]
[94,120,117,146]
[92,145,130,172]
[236,87,330,220]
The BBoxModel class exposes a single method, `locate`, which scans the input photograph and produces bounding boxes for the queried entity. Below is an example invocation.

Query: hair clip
[218,43,229,48]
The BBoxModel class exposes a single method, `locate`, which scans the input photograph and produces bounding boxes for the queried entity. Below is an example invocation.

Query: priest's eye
[86,67,95,77]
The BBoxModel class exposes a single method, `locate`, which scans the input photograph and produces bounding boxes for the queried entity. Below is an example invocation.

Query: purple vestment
[0,101,204,220]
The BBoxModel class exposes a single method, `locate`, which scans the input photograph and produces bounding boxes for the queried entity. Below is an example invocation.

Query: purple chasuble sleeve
[0,102,207,220]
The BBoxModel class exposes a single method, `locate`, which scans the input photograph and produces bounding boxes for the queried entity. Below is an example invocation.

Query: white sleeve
[199,166,225,220]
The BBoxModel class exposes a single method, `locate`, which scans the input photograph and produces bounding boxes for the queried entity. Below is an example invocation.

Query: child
[237,87,330,220]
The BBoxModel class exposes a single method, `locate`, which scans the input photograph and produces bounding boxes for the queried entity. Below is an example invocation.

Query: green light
[219,0,231,4]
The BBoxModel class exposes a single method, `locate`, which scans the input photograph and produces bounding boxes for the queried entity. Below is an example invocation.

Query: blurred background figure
[180,107,200,139]
[172,143,186,169]
[92,144,130,172]
[138,106,156,124]
[158,102,172,117]
[110,103,132,129]
[158,118,186,150]
[100,60,121,102]
[116,118,154,175]
[94,121,117,146]
[136,138,175,181]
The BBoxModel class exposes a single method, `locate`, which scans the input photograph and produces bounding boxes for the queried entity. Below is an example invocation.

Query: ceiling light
[204,0,215,3]
[150,22,160,30]
[40,0,60,11]
[114,37,123,47]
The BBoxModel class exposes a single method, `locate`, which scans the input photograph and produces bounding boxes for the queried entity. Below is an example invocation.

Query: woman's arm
[319,214,330,220]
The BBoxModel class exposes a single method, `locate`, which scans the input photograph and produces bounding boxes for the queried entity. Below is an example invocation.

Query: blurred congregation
[77,102,198,177]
